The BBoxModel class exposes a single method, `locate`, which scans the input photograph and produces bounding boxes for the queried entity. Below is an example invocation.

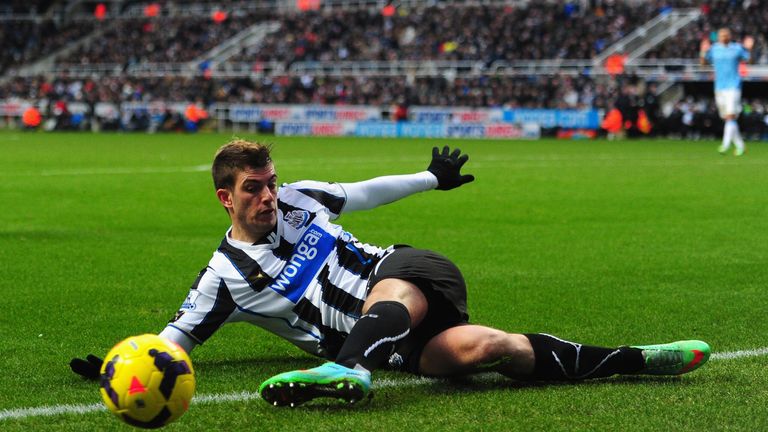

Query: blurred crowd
[7,72,767,141]
[0,20,95,74]
[645,0,767,62]
[61,12,271,67]
[0,0,53,14]
[3,1,725,74]
[237,1,665,65]
[1,0,767,139]
[602,77,768,140]
[663,97,768,140]
[4,1,767,73]
[0,74,604,109]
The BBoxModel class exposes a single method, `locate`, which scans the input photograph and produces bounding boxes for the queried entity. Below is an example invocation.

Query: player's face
[219,164,278,242]
[718,29,731,44]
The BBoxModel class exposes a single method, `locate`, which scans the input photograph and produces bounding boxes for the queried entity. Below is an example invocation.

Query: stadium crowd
[1,0,767,140]
[4,1,767,72]
[61,12,272,67]
[5,1,712,72]
[645,0,767,62]
[235,1,665,64]
[8,71,768,141]
[0,73,603,109]
[0,20,95,74]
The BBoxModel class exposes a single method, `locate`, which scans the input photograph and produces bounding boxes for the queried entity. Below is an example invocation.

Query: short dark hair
[212,139,273,190]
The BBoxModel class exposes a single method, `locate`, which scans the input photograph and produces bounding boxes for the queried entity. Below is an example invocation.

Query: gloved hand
[427,146,475,190]
[70,354,104,380]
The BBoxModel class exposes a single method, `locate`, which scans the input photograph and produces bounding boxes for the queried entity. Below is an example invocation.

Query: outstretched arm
[340,146,475,213]
[699,38,711,66]
[159,325,198,354]
[743,36,754,64]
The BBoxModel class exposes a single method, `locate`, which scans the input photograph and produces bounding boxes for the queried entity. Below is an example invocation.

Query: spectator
[21,105,42,130]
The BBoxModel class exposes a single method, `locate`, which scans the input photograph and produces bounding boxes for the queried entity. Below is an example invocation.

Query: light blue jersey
[705,42,750,91]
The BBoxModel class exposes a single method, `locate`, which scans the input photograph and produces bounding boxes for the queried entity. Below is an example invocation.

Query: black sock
[335,301,411,372]
[524,333,644,380]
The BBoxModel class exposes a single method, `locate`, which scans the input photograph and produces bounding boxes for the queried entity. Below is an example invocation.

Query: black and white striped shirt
[161,173,437,358]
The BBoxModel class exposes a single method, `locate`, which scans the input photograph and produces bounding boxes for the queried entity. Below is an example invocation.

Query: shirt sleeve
[159,325,198,354]
[339,171,438,213]
[283,180,348,218]
[160,266,236,354]
[740,46,750,62]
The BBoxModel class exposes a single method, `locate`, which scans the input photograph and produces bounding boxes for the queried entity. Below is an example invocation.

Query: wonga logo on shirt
[268,224,335,303]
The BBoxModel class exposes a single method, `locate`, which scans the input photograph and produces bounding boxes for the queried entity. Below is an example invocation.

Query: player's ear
[216,188,234,209]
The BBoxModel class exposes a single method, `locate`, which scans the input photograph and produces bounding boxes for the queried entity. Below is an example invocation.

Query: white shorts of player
[715,89,742,118]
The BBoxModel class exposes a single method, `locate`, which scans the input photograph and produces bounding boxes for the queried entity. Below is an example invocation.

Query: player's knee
[463,330,513,363]
[364,278,428,325]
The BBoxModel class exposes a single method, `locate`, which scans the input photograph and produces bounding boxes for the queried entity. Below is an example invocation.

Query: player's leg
[335,278,427,371]
[724,116,746,156]
[260,277,427,406]
[419,327,710,380]
[260,247,462,406]
[417,325,535,378]
[337,247,468,374]
[728,89,745,155]
[719,90,745,155]
[419,327,643,380]
[716,91,732,153]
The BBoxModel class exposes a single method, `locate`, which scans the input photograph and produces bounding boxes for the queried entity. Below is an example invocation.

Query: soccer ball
[99,334,195,429]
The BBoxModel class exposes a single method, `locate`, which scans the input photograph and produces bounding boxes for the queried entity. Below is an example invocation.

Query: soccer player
[72,139,711,407]
[700,28,754,156]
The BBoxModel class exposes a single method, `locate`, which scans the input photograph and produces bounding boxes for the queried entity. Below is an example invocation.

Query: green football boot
[632,340,710,375]
[259,362,371,407]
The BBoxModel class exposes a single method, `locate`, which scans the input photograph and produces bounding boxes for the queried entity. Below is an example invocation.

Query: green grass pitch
[1,131,767,431]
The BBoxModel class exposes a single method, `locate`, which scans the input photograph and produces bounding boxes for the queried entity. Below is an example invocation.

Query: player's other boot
[734,147,745,156]
[631,340,710,375]
[259,362,371,407]
[718,145,729,155]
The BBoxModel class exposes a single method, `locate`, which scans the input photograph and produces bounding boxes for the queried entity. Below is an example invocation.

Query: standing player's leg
[723,115,745,156]
[718,90,745,155]
[716,91,732,154]
[418,326,710,380]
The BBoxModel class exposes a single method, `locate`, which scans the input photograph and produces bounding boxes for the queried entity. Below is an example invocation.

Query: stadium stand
[1,73,604,109]
[644,0,767,63]
[0,18,95,74]
[59,12,272,67]
[1,0,766,139]
[226,2,663,64]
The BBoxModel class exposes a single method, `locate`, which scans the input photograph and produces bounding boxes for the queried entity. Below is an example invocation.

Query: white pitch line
[710,346,768,361]
[0,376,432,421]
[0,403,104,421]
[2,347,766,422]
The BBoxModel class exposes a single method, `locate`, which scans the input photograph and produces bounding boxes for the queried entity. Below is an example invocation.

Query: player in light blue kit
[700,28,754,156]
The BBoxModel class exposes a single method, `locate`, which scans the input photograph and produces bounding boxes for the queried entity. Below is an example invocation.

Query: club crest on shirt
[181,290,199,310]
[283,210,310,229]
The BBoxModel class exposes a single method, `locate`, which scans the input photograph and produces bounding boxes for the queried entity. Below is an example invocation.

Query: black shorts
[367,246,470,374]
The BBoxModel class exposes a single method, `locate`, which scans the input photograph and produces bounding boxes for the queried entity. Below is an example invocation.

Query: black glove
[70,354,104,380]
[427,146,475,190]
